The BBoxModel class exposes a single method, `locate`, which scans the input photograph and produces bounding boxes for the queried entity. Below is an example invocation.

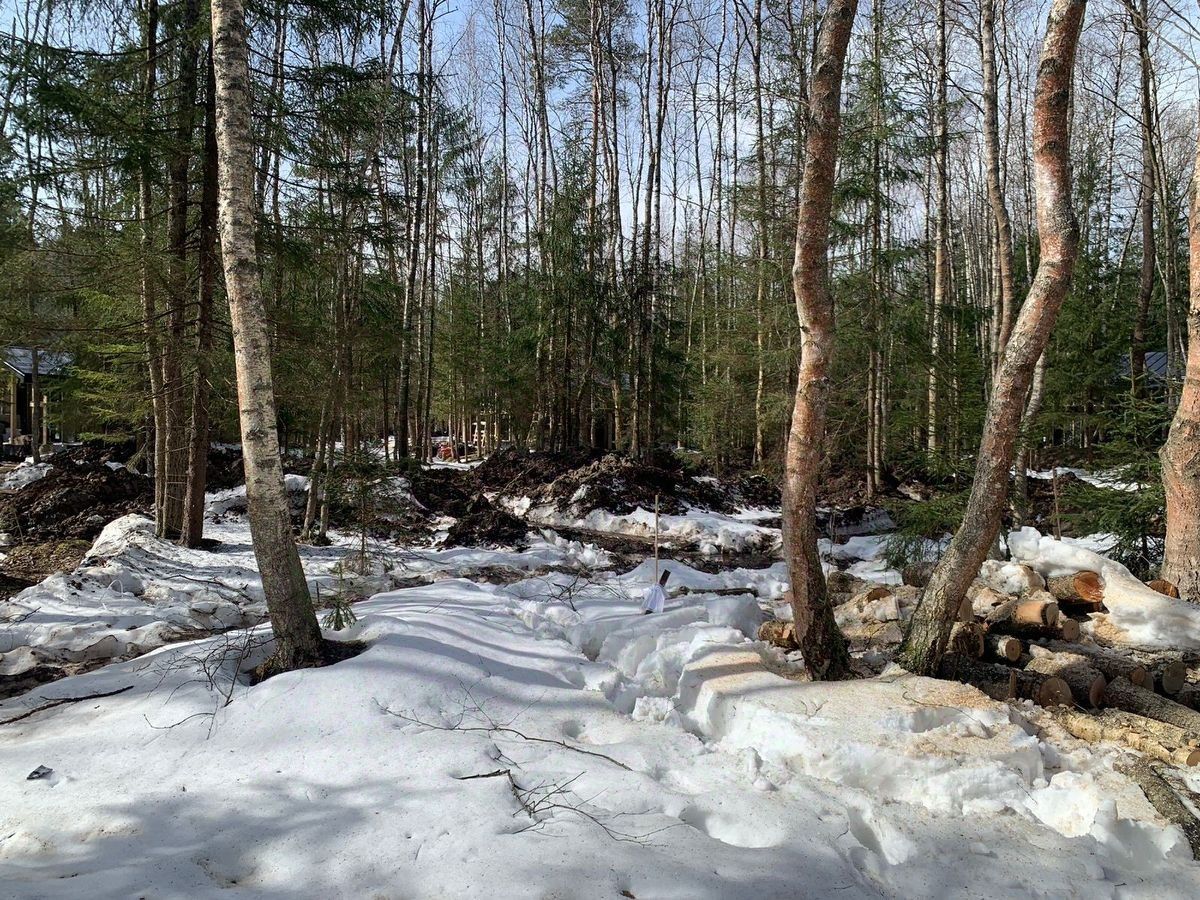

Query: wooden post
[653,493,660,582]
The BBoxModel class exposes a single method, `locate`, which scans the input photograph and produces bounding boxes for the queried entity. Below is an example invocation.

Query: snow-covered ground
[3,529,1199,896]
[4,467,1200,896]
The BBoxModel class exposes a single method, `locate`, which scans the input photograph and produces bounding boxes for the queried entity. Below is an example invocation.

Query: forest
[1,0,1200,896]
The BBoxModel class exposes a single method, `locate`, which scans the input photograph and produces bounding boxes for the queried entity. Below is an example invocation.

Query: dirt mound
[206,446,246,491]
[0,458,152,543]
[0,538,90,583]
[47,439,137,468]
[473,446,601,497]
[539,451,733,516]
[410,467,474,518]
[729,473,781,508]
[443,494,528,548]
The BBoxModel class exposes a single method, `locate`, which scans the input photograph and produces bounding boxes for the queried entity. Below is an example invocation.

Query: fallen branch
[1117,759,1200,858]
[376,701,633,771]
[0,685,133,725]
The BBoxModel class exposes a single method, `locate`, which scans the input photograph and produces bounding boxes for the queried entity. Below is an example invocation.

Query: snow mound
[206,473,309,517]
[675,651,1191,869]
[1008,526,1200,649]
[521,502,782,556]
[1,461,52,491]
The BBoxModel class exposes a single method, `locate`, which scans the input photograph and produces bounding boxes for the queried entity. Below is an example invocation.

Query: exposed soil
[0,539,90,583]
[0,450,152,544]
[250,638,368,684]
[443,494,528,548]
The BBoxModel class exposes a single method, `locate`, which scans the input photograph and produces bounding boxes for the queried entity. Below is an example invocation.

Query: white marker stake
[654,493,660,582]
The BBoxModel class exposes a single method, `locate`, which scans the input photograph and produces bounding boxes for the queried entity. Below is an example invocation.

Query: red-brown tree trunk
[1160,133,1200,600]
[899,0,1088,675]
[782,0,857,680]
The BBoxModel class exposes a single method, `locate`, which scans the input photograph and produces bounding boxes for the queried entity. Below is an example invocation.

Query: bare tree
[899,0,1088,675]
[210,0,324,669]
[1159,130,1200,600]
[782,0,857,681]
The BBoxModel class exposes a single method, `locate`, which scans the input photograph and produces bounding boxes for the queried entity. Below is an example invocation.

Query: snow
[1027,466,1142,492]
[3,545,1198,897]
[522,502,784,556]
[1009,526,1200,649]
[1,461,52,491]
[4,481,1200,896]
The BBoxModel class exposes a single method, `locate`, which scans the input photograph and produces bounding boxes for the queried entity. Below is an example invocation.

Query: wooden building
[2,347,73,458]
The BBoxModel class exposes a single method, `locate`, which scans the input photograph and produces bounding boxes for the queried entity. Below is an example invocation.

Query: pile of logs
[938,563,1200,770]
[759,562,1200,771]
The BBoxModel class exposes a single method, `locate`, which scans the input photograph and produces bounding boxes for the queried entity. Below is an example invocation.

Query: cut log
[939,655,1072,707]
[1025,649,1107,708]
[1146,579,1180,599]
[1116,760,1200,858]
[1047,571,1104,604]
[957,594,974,623]
[1037,640,1150,688]
[1154,660,1187,696]
[986,633,1022,663]
[1058,618,1081,642]
[1103,677,1200,733]
[949,621,985,658]
[1048,707,1200,767]
[967,581,1011,618]
[987,597,1062,639]
[1176,684,1200,710]
[758,620,797,650]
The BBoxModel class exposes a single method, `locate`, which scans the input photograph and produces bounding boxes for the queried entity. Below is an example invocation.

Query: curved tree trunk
[899,0,1087,675]
[1159,132,1200,600]
[782,0,857,680]
[210,0,323,670]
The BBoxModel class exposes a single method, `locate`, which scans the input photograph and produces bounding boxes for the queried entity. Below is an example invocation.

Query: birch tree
[210,0,324,670]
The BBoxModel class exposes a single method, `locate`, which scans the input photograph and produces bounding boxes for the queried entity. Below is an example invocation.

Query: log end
[1146,578,1180,599]
[1158,661,1187,696]
[1039,676,1073,707]
[1075,571,1104,603]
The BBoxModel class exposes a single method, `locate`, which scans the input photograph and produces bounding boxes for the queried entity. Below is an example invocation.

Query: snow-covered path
[3,547,1199,897]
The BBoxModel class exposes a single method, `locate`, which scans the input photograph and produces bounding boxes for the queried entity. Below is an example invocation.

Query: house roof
[2,347,73,378]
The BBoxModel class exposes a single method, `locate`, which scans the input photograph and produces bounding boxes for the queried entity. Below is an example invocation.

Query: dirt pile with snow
[442,494,527,548]
[0,451,151,544]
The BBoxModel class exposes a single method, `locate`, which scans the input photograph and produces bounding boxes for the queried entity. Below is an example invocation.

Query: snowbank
[1009,526,1200,649]
[1,461,52,491]
[516,500,783,556]
[2,555,1198,896]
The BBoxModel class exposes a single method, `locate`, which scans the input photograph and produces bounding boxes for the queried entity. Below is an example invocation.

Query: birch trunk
[210,0,322,669]
[782,0,856,680]
[899,0,1087,675]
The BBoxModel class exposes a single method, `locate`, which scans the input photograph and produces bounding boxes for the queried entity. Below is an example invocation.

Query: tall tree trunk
[782,0,856,681]
[140,0,167,530]
[927,0,950,457]
[181,46,218,549]
[29,347,40,462]
[1159,133,1200,600]
[981,0,1017,361]
[898,0,1087,675]
[210,0,322,670]
[1128,0,1155,399]
[162,0,201,538]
